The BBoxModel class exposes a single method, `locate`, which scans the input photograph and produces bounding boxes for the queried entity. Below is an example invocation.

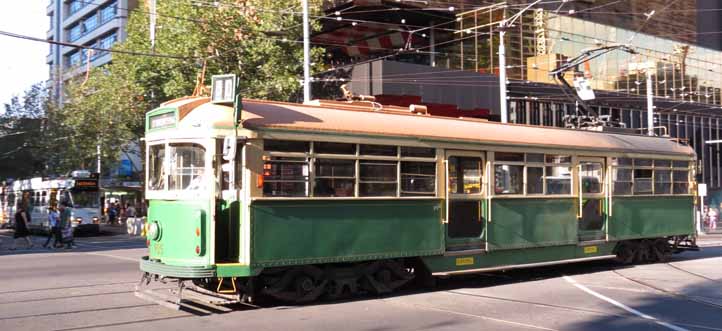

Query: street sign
[699,183,707,197]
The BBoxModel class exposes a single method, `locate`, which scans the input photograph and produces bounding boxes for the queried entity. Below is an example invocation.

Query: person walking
[59,201,76,249]
[42,206,61,249]
[9,201,34,250]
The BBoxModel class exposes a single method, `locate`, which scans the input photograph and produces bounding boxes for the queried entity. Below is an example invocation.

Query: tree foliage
[54,0,325,171]
[0,83,48,180]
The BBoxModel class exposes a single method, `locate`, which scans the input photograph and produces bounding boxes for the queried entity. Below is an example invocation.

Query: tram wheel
[615,241,636,265]
[261,266,327,304]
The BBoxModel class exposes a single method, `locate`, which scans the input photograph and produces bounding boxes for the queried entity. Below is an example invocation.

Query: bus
[138,78,696,305]
[1,170,102,234]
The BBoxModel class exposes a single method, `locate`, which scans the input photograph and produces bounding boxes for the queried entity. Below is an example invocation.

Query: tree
[54,0,325,171]
[0,83,49,180]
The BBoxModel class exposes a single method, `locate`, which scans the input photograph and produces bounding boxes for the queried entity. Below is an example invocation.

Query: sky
[0,1,50,108]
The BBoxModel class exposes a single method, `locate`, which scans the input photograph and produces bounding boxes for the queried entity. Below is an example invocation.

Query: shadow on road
[0,232,145,257]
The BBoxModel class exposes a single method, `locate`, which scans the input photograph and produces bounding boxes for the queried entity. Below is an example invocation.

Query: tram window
[580,162,603,194]
[401,146,436,158]
[263,156,309,197]
[546,166,572,195]
[313,159,355,197]
[673,170,689,194]
[315,142,356,155]
[449,157,482,194]
[359,160,397,196]
[672,160,689,168]
[359,144,396,156]
[494,165,523,195]
[526,153,544,163]
[673,182,689,194]
[401,162,435,196]
[613,168,633,195]
[148,144,166,190]
[546,155,571,164]
[654,160,671,168]
[264,140,309,153]
[495,152,524,162]
[655,170,672,194]
[635,159,653,167]
[168,143,206,191]
[527,167,544,194]
[613,158,632,166]
[633,169,653,194]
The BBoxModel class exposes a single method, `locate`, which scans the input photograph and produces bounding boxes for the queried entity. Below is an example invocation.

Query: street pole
[646,69,654,136]
[302,0,311,103]
[499,29,507,123]
[96,143,101,174]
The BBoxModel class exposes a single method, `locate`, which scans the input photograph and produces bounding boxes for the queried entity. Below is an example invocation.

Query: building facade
[46,0,138,101]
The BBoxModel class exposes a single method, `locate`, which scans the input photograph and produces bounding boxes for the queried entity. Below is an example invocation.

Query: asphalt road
[1,232,721,331]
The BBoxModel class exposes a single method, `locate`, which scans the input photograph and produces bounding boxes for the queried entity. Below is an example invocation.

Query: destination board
[149,111,176,129]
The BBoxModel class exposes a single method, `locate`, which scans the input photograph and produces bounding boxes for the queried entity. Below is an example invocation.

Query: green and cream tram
[140,89,696,303]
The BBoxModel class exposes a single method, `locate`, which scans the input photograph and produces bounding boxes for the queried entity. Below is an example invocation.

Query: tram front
[140,96,250,294]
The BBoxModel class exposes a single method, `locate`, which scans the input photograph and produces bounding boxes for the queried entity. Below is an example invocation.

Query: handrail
[607,164,613,217]
[577,164,583,219]
[486,160,492,224]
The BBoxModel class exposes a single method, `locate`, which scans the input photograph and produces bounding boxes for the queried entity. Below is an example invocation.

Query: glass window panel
[168,143,206,191]
[655,183,672,195]
[614,168,632,181]
[448,156,482,194]
[673,182,689,194]
[360,161,397,182]
[673,170,689,182]
[673,160,690,168]
[527,167,544,194]
[264,140,309,153]
[401,146,436,158]
[634,169,653,194]
[654,160,671,168]
[315,159,355,177]
[494,165,523,195]
[359,144,396,156]
[546,166,572,194]
[635,159,653,167]
[655,170,671,182]
[401,162,435,196]
[263,157,309,181]
[263,182,308,197]
[614,182,632,195]
[315,142,355,155]
[495,152,524,162]
[148,144,165,190]
[527,153,544,163]
[313,179,354,197]
[613,158,632,166]
[546,155,572,164]
[581,162,603,194]
[359,183,396,197]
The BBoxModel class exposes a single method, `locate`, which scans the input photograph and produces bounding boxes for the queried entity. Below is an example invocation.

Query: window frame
[611,157,692,196]
[492,152,573,197]
[261,140,437,199]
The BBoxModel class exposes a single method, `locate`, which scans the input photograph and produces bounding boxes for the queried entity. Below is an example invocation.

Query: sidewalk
[698,233,722,247]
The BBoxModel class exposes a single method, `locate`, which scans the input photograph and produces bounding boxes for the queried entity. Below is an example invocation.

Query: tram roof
[159,97,695,157]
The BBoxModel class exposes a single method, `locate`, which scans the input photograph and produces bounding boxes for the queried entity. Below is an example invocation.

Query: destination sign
[75,180,98,188]
[149,111,176,130]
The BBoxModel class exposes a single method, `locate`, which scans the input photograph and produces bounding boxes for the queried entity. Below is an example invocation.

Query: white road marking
[85,252,140,262]
[563,275,690,331]
[388,299,562,331]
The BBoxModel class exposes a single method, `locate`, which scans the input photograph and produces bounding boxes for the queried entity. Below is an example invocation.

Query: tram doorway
[214,139,243,263]
[445,151,487,251]
[578,157,607,242]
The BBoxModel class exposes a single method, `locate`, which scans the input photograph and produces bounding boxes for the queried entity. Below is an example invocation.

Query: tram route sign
[149,111,176,130]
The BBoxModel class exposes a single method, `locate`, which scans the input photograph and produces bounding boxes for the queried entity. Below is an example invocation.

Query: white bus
[1,170,101,234]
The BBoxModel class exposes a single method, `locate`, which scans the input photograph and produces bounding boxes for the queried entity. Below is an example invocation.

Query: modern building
[46,0,138,102]
[316,1,722,199]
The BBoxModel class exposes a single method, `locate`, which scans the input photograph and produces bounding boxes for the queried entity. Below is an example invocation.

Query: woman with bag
[59,201,76,249]
[9,201,34,250]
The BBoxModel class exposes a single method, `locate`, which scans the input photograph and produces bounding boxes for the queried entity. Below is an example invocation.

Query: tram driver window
[168,143,206,191]
[148,144,166,190]
[545,155,572,195]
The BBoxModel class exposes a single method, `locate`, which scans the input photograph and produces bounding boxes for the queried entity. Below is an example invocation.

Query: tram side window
[545,155,572,195]
[148,144,166,190]
[359,160,397,196]
[314,159,355,197]
[673,168,689,194]
[526,153,544,195]
[654,160,672,195]
[449,157,482,194]
[494,152,523,195]
[263,156,309,197]
[401,162,436,196]
[169,143,206,191]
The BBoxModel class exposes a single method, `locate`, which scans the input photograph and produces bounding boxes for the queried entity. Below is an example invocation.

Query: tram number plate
[455,257,474,266]
[583,246,598,254]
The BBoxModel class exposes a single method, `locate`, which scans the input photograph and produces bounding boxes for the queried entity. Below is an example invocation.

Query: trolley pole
[302,0,311,103]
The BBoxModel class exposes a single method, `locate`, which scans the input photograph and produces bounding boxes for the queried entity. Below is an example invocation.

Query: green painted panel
[422,243,616,273]
[609,196,694,240]
[489,198,577,250]
[250,199,444,266]
[148,200,210,267]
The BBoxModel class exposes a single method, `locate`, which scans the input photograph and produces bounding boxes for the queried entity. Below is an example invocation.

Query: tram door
[215,139,243,263]
[577,157,607,242]
[445,151,486,251]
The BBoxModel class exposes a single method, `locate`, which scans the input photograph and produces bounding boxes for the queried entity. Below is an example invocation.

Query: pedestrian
[125,203,136,224]
[709,208,718,231]
[108,202,117,225]
[59,201,76,249]
[42,205,62,249]
[9,201,34,250]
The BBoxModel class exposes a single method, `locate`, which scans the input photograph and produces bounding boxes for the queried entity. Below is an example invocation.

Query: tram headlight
[75,217,83,224]
[148,221,161,241]
[92,217,99,224]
